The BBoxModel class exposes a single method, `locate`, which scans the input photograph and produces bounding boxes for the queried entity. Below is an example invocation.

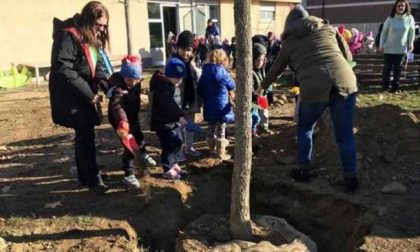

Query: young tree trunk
[230,0,253,240]
[124,0,134,55]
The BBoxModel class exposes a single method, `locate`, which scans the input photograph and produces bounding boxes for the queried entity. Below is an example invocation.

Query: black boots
[290,167,318,182]
[344,177,359,194]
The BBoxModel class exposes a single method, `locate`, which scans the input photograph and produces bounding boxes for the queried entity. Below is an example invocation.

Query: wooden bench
[22,62,50,86]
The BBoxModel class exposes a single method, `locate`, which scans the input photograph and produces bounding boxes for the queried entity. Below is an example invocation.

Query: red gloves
[116,120,129,139]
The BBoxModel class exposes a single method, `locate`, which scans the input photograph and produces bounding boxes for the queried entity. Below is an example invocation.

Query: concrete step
[355,58,420,64]
[354,64,418,71]
[353,53,420,59]
[353,54,383,60]
[358,78,418,85]
[355,71,419,78]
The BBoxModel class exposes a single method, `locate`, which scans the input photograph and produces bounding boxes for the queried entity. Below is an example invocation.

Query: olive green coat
[261,16,358,103]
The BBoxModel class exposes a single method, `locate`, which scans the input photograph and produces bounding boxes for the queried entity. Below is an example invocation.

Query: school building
[304,0,420,35]
[0,0,300,79]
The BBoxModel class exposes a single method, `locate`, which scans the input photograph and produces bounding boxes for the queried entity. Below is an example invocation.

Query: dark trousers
[156,127,182,172]
[74,125,100,186]
[122,122,146,176]
[382,53,404,90]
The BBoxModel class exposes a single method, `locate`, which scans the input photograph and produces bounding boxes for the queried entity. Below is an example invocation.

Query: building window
[148,3,161,19]
[148,3,164,48]
[196,4,220,37]
[149,23,164,48]
[260,2,275,21]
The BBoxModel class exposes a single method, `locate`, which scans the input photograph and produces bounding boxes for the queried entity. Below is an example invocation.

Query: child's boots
[216,138,231,160]
[207,137,216,155]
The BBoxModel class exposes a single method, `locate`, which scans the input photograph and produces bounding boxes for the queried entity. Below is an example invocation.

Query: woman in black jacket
[49,1,109,193]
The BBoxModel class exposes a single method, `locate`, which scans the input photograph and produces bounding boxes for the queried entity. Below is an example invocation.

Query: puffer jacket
[261,12,357,103]
[197,64,235,123]
[149,71,184,131]
[170,53,202,114]
[49,15,107,128]
[107,72,141,129]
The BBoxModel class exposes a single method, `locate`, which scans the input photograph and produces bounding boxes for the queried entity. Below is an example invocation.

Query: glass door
[148,3,165,66]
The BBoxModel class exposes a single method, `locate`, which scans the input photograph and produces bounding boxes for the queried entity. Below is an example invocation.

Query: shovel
[258,95,269,109]
[121,134,143,163]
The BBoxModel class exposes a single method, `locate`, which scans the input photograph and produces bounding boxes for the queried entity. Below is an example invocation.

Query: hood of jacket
[202,63,228,82]
[282,5,323,40]
[149,70,173,93]
[52,14,80,40]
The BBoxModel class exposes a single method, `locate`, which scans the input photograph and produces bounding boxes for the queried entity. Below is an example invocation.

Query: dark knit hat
[120,55,142,79]
[176,30,194,48]
[165,58,186,79]
[253,43,267,60]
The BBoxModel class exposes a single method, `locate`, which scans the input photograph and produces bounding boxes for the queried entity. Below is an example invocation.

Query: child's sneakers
[163,166,182,180]
[184,146,201,157]
[173,163,188,175]
[123,174,140,189]
[163,164,188,180]
[142,153,157,167]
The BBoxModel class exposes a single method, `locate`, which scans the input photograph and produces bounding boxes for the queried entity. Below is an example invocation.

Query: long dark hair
[78,1,110,49]
[390,0,411,17]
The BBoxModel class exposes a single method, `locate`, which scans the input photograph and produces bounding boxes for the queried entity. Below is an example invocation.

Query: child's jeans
[183,113,196,149]
[258,108,269,129]
[156,127,183,172]
[251,108,261,134]
[297,91,357,178]
[207,122,226,139]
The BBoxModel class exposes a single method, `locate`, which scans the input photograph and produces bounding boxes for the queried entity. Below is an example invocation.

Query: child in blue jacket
[197,49,235,160]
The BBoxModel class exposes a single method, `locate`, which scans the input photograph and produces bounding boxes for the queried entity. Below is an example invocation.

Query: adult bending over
[260,5,359,193]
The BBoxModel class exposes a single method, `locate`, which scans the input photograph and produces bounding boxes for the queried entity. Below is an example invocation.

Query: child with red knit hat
[107,55,156,189]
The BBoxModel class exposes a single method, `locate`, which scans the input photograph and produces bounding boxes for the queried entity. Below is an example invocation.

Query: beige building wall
[0,0,150,68]
[0,0,298,68]
[218,0,300,40]
[219,0,235,40]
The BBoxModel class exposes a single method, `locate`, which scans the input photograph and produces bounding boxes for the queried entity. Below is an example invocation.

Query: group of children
[106,30,275,188]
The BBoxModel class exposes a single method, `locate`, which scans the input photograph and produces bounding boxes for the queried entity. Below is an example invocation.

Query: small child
[149,58,190,180]
[171,30,202,157]
[230,37,237,70]
[108,55,157,189]
[363,31,375,54]
[197,36,208,67]
[197,49,235,160]
[251,43,273,136]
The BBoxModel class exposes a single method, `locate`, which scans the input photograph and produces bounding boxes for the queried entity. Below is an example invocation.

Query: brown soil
[0,85,420,252]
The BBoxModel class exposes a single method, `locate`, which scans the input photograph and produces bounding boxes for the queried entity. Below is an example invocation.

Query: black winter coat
[49,16,107,128]
[107,72,141,129]
[149,71,184,131]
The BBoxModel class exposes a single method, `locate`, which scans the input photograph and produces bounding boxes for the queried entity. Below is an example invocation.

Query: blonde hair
[206,49,229,67]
